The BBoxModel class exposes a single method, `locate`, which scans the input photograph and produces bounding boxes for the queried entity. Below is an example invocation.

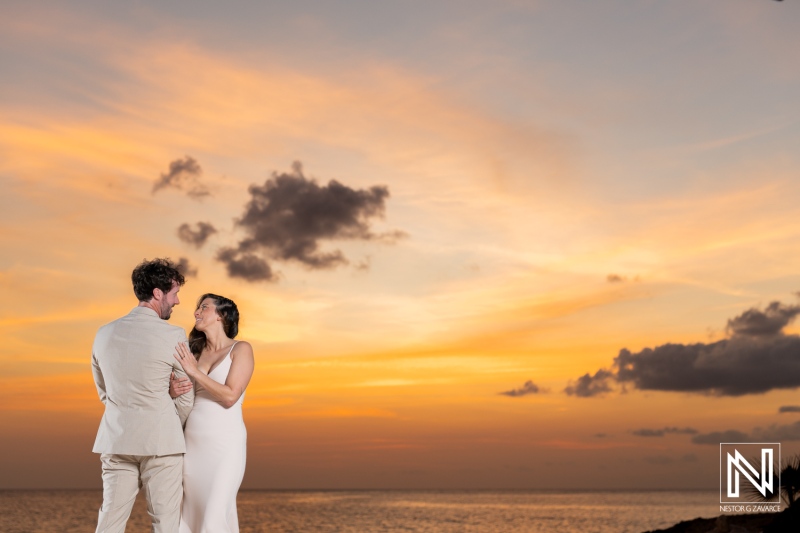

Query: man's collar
[130,306,159,318]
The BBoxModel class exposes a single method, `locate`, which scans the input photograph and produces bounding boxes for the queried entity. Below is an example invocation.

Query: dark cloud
[726,301,800,337]
[177,222,217,248]
[615,335,800,396]
[668,427,698,434]
[693,421,800,445]
[779,406,800,414]
[633,429,664,437]
[567,299,800,397]
[632,427,698,437]
[176,257,198,278]
[216,248,275,282]
[564,369,613,397]
[692,430,750,445]
[152,156,210,199]
[758,421,800,441]
[499,380,542,397]
[217,161,405,282]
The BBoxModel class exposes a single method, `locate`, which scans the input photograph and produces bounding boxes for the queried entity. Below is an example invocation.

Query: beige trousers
[96,453,183,533]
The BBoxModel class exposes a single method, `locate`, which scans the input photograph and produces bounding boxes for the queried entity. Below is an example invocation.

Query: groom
[91,258,195,533]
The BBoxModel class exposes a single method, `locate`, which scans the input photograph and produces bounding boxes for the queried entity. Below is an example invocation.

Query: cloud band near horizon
[566,300,800,397]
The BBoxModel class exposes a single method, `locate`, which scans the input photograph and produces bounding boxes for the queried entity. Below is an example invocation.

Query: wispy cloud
[606,274,640,283]
[153,156,209,199]
[693,421,800,445]
[685,122,790,153]
[632,427,698,437]
[499,380,543,397]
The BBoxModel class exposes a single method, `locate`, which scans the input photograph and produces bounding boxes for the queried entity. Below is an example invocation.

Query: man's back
[92,306,193,456]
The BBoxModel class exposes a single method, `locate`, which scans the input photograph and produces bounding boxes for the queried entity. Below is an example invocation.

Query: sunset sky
[3,0,800,490]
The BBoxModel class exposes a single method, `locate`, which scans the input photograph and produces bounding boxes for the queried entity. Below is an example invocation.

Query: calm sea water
[0,489,721,533]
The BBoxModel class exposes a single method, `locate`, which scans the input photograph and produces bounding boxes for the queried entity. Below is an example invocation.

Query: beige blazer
[92,306,195,455]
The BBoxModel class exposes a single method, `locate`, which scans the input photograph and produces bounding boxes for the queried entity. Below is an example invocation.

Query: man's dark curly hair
[131,258,186,302]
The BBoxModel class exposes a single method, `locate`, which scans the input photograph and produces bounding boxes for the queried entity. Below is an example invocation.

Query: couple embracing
[91,258,255,533]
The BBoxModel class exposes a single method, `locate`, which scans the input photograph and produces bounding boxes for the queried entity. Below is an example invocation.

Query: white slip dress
[179,342,246,533]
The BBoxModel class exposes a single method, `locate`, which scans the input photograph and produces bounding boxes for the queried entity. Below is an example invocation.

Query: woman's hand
[174,342,199,378]
[169,371,193,398]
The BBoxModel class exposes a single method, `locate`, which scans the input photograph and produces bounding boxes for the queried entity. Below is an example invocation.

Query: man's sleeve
[91,337,107,404]
[172,333,195,426]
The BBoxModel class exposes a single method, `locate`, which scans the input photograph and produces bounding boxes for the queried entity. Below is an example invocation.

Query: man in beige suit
[92,258,195,533]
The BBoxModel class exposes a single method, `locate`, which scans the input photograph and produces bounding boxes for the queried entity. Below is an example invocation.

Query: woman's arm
[174,341,254,408]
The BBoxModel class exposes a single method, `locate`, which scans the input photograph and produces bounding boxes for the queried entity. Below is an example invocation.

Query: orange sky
[3,1,800,489]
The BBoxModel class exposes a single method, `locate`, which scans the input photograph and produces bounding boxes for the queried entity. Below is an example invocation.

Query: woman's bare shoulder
[231,340,254,358]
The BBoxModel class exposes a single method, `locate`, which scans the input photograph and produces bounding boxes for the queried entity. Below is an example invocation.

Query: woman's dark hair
[131,258,186,302]
[188,293,239,356]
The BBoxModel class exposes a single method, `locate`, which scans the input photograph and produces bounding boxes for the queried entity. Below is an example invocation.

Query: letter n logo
[720,443,780,504]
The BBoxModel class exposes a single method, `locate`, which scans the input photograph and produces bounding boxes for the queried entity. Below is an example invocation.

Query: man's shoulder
[156,320,187,339]
[97,308,150,330]
[95,311,131,334]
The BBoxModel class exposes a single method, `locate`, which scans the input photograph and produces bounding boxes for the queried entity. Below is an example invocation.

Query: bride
[170,293,254,533]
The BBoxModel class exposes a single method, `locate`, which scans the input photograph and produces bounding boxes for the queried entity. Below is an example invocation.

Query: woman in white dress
[170,293,254,533]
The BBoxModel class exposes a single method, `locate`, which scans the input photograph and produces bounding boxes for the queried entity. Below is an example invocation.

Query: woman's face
[193,297,219,332]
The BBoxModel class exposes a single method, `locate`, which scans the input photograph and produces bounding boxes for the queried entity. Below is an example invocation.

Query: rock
[643,512,780,533]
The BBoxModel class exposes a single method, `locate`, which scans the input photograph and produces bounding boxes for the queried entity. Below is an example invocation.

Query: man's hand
[169,371,193,398]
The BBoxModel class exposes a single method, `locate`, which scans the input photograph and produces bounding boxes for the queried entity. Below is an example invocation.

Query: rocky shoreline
[643,507,800,533]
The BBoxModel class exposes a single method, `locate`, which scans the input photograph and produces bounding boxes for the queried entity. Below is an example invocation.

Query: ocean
[0,489,722,533]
